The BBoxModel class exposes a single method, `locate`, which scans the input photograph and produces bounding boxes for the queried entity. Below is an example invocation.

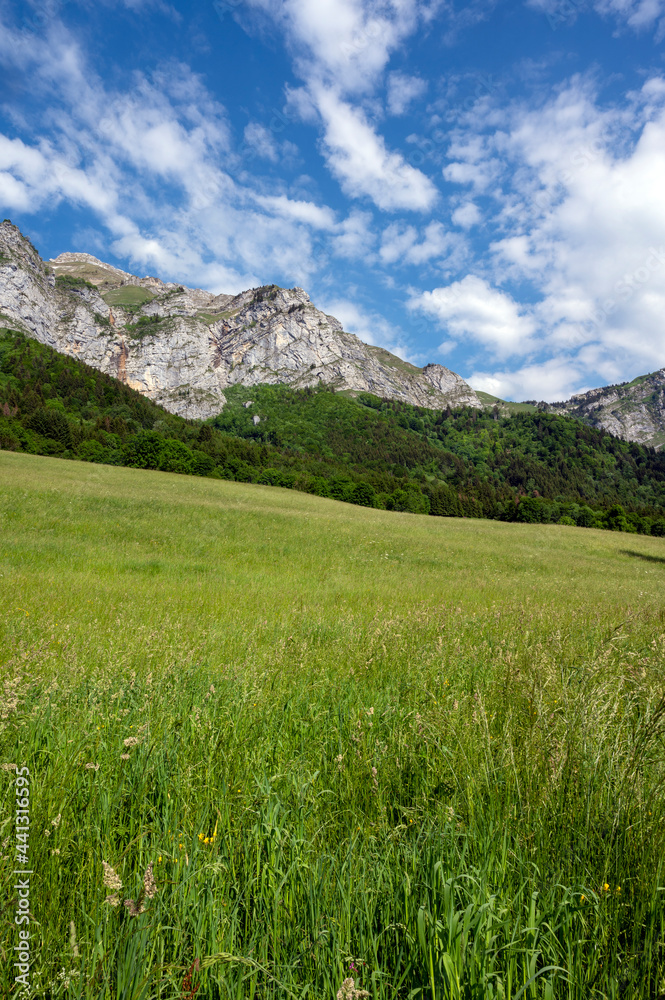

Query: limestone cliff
[0,222,481,419]
[543,372,665,450]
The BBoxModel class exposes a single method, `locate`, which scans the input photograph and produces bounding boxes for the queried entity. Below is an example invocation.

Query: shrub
[158,439,194,475]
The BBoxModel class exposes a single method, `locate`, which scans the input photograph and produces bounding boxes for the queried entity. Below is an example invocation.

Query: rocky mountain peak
[544,369,665,449]
[0,222,482,419]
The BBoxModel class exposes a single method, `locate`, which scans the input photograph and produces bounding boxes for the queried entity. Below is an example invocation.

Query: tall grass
[1,452,665,999]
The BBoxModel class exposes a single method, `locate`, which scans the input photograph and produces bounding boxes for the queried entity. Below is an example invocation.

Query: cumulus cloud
[411,276,536,358]
[434,73,665,397]
[451,201,481,228]
[253,194,337,230]
[330,209,376,259]
[467,357,587,402]
[244,0,427,95]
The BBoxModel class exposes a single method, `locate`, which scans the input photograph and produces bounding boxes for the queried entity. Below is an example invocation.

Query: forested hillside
[1,328,664,535]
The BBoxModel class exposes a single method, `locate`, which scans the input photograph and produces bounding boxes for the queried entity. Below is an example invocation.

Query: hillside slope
[0,221,480,418]
[2,325,665,534]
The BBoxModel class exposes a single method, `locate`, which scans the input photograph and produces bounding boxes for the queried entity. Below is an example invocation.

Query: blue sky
[1,0,664,400]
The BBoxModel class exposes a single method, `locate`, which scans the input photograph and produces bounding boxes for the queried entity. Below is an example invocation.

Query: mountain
[478,378,665,451]
[542,372,665,450]
[0,221,481,419]
[3,220,664,448]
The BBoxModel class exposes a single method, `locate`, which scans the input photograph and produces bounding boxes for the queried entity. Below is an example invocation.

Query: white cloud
[434,74,665,396]
[243,2,438,213]
[411,276,537,358]
[387,72,427,115]
[314,87,438,211]
[243,122,280,163]
[322,296,416,360]
[245,0,428,95]
[330,209,376,259]
[380,220,465,266]
[468,357,586,402]
[241,122,300,166]
[528,0,665,34]
[451,201,481,228]
[253,194,337,230]
[0,12,362,293]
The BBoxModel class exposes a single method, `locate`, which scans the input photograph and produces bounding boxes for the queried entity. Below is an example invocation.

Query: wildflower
[120,753,130,760]
[580,895,586,902]
[1,762,16,771]
[85,763,99,771]
[337,978,370,1000]
[52,813,61,828]
[102,861,123,891]
[105,894,121,906]
[616,886,621,893]
[123,737,142,748]
[335,753,343,771]
[51,848,61,856]
[602,883,610,892]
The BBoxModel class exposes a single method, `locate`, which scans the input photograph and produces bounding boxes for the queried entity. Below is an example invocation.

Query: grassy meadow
[1,450,665,999]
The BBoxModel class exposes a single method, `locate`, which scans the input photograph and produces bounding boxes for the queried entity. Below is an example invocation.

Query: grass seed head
[337,978,369,1000]
[102,861,122,891]
[143,862,157,899]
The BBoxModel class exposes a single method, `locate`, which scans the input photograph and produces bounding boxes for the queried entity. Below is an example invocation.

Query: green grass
[364,344,422,375]
[2,451,665,999]
[102,286,155,307]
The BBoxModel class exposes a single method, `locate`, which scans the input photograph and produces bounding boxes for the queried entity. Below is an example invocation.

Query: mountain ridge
[0,221,481,419]
[543,371,665,450]
[2,220,665,447]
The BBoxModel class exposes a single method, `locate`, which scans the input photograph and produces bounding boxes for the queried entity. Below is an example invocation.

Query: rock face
[544,373,665,450]
[0,222,482,419]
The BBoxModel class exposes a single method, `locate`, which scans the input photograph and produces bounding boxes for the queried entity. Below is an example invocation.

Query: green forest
[1,327,665,535]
